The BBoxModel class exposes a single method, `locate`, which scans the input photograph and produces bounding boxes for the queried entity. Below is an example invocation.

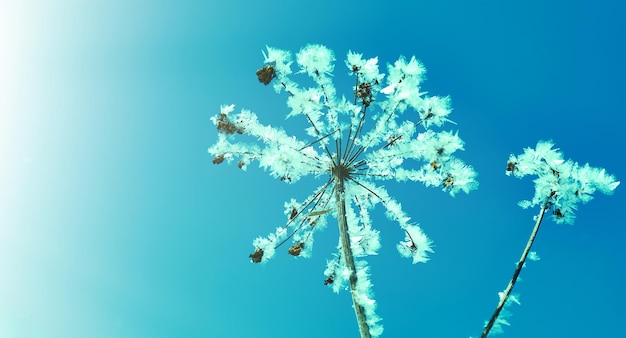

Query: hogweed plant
[209,44,478,337]
[480,141,619,337]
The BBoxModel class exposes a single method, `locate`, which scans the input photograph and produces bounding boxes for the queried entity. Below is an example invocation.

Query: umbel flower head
[209,44,478,337]
[506,140,620,224]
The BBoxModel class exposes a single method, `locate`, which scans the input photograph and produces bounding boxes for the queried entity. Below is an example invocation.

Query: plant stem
[334,170,372,338]
[481,205,548,337]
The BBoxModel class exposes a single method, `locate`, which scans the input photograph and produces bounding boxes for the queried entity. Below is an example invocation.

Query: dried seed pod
[287,242,304,256]
[212,154,225,164]
[507,161,517,173]
[217,114,238,134]
[324,274,335,285]
[289,208,297,220]
[249,248,264,263]
[238,160,245,169]
[256,65,276,85]
[356,82,373,107]
[553,208,564,219]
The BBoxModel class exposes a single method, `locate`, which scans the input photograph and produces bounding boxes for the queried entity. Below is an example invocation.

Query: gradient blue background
[1,1,625,337]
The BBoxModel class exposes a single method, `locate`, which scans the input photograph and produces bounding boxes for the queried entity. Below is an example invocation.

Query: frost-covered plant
[481,140,619,337]
[209,44,477,337]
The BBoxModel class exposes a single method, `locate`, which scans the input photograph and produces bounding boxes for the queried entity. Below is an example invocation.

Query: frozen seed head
[508,140,619,224]
[211,45,479,337]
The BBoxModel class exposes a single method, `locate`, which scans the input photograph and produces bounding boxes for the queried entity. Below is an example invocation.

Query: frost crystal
[210,44,478,337]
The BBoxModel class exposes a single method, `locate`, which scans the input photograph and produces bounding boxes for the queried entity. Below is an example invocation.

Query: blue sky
[1,0,625,337]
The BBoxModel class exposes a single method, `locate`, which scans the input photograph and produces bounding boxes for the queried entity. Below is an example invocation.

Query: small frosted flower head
[346,51,384,83]
[508,140,619,224]
[262,46,293,75]
[396,225,434,264]
[444,159,479,196]
[297,44,335,76]
[418,96,453,128]
[389,56,425,80]
[381,56,426,103]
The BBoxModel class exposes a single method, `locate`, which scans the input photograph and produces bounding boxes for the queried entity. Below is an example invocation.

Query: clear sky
[1,0,625,337]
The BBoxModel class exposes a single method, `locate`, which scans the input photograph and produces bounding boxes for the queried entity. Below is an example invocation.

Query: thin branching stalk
[481,204,549,337]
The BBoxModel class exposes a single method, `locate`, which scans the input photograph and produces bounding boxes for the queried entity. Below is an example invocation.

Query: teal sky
[1,1,625,337]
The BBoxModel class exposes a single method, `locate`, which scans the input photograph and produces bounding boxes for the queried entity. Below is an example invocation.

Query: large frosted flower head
[209,45,479,337]
[210,44,478,262]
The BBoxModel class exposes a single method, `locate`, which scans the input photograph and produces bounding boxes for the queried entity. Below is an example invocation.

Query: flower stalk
[334,164,372,338]
[481,204,548,337]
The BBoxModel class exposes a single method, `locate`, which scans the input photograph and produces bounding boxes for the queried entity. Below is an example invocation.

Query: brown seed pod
[553,208,564,219]
[356,82,373,107]
[324,275,335,285]
[507,161,517,173]
[249,248,264,263]
[217,114,238,134]
[256,65,276,85]
[287,242,304,256]
[212,154,225,164]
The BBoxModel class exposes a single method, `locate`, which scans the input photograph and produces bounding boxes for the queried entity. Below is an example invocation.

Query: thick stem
[334,169,372,338]
[481,205,548,338]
